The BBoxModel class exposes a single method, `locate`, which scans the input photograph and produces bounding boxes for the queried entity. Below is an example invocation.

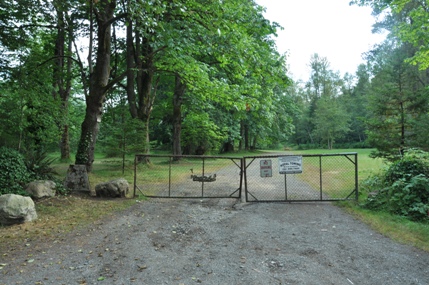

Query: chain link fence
[134,153,358,202]
[243,153,358,202]
[134,155,243,199]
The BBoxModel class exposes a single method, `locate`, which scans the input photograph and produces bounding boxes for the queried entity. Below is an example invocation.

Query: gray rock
[95,178,129,198]
[0,194,37,226]
[26,180,56,199]
[64,164,91,192]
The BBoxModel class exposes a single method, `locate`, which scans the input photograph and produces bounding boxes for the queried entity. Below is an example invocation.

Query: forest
[0,0,428,172]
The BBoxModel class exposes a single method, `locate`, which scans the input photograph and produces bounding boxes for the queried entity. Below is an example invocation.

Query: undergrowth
[360,148,429,222]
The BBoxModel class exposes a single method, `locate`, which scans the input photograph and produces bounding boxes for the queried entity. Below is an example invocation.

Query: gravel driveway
[1,197,429,285]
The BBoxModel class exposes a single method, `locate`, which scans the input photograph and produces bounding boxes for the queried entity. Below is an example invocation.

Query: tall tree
[124,0,291,156]
[125,0,221,156]
[352,0,429,156]
[349,65,371,143]
[313,96,350,149]
[0,0,84,160]
[75,0,127,171]
[52,0,74,160]
[365,42,429,158]
[0,0,75,154]
[172,75,186,157]
[294,54,344,147]
[352,0,429,69]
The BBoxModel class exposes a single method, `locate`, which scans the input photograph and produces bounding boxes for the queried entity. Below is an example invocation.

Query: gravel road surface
[1,198,429,285]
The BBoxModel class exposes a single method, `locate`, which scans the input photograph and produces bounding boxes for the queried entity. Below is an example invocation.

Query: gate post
[355,153,359,201]
[239,158,244,199]
[133,155,137,198]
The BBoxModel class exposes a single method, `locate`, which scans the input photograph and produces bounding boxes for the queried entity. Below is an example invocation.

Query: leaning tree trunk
[75,0,116,172]
[172,75,186,159]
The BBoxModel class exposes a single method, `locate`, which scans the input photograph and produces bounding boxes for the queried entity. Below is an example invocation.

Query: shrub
[384,156,429,185]
[23,149,69,196]
[387,175,429,220]
[24,149,57,180]
[362,148,429,221]
[0,147,32,195]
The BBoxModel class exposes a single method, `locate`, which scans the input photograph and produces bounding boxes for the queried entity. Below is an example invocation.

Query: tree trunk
[400,100,405,155]
[126,26,157,156]
[75,0,116,171]
[60,31,73,160]
[60,125,70,160]
[251,135,257,150]
[172,75,186,158]
[76,87,106,171]
[221,141,234,153]
[126,19,138,118]
[244,121,249,150]
[306,128,314,144]
[52,2,72,161]
[238,121,244,151]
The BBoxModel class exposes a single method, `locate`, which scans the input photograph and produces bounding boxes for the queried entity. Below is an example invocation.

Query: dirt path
[1,198,428,285]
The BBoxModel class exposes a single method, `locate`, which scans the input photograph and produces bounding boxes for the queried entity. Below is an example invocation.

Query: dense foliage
[0,147,67,196]
[0,147,31,195]
[361,149,429,221]
[0,1,428,169]
[0,0,294,171]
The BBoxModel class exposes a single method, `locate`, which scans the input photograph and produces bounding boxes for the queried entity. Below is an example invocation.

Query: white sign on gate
[260,159,272,177]
[279,156,303,174]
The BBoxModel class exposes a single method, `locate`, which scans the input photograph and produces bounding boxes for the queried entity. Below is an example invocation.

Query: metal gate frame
[133,154,243,199]
[243,153,358,202]
[133,153,358,202]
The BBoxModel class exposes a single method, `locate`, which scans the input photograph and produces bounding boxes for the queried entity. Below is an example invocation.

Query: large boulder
[0,194,37,226]
[95,178,129,198]
[26,180,56,199]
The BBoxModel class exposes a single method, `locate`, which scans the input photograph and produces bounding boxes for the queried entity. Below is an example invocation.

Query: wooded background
[0,0,428,171]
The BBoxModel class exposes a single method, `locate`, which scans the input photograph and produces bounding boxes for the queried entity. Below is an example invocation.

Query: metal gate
[134,154,243,199]
[244,153,358,202]
[134,153,358,202]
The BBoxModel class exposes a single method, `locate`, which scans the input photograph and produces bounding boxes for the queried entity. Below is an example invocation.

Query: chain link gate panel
[244,153,358,202]
[134,155,243,199]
